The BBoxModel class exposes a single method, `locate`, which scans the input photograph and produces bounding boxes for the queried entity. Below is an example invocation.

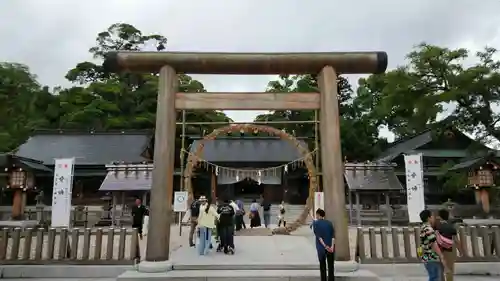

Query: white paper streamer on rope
[181,148,317,178]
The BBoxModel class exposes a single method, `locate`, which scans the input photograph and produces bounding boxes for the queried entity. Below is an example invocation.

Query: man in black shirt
[217,198,235,254]
[131,198,148,240]
[189,196,203,247]
[261,198,271,228]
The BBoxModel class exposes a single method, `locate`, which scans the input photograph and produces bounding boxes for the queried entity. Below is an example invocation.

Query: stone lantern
[467,160,498,214]
[5,165,35,220]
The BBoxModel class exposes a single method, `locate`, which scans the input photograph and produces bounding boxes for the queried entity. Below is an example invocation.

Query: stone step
[117,269,380,281]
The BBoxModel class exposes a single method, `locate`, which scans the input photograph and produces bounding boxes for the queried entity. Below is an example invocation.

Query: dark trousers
[263,211,271,228]
[132,224,142,260]
[235,214,246,230]
[219,225,234,250]
[319,252,334,281]
[215,222,221,241]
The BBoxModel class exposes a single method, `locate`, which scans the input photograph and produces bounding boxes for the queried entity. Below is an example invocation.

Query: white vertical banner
[404,154,426,223]
[51,158,75,227]
[314,192,324,212]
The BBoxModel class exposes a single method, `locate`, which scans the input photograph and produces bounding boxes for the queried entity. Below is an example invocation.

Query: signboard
[174,191,188,212]
[404,154,426,223]
[51,158,75,227]
[314,192,324,212]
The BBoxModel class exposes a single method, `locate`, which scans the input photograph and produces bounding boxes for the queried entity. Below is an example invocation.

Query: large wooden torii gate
[104,51,388,266]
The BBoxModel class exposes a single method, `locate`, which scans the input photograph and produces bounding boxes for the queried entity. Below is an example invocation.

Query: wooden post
[120,192,126,227]
[145,65,178,262]
[210,172,217,203]
[111,192,117,227]
[385,192,392,227]
[11,190,23,220]
[21,191,27,217]
[318,66,350,260]
[348,190,353,224]
[355,192,361,226]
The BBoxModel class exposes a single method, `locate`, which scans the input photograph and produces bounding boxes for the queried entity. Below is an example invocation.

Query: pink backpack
[436,231,453,250]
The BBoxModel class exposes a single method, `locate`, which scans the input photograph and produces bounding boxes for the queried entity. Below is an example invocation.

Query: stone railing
[0,227,139,264]
[356,226,500,264]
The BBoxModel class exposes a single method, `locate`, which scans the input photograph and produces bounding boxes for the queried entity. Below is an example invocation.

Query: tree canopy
[2,23,500,169]
[0,23,231,152]
[356,43,500,145]
[255,74,388,161]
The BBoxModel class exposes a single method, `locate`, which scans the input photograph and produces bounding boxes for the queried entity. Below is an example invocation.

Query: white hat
[199,196,207,201]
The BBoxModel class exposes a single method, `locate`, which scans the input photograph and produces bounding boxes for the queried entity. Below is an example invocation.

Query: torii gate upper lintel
[102,51,388,266]
[103,51,388,75]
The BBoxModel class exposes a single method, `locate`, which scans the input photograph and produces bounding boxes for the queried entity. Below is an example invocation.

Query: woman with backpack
[197,198,219,255]
[435,209,464,281]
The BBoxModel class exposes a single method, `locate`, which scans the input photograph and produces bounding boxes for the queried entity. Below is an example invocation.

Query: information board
[174,191,188,212]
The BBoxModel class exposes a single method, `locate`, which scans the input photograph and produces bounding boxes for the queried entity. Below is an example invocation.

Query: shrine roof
[344,162,403,191]
[376,125,494,162]
[14,130,151,165]
[0,153,52,172]
[449,152,499,171]
[189,138,309,163]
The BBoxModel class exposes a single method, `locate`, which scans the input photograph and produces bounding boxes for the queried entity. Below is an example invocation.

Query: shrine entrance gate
[103,50,388,264]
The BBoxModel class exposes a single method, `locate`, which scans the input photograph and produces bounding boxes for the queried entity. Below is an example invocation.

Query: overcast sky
[2,0,500,142]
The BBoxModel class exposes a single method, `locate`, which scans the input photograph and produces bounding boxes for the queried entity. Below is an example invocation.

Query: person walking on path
[278,201,286,227]
[229,199,240,231]
[131,198,148,240]
[131,198,148,261]
[261,197,271,228]
[249,199,261,228]
[311,208,335,281]
[188,196,203,247]
[197,198,219,255]
[235,199,246,231]
[217,198,236,254]
[419,209,448,281]
[436,209,464,281]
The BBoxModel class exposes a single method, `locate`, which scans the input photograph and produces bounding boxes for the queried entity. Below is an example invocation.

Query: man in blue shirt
[312,208,335,281]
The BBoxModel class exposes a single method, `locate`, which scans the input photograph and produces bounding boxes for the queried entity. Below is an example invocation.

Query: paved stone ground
[0,276,497,280]
[2,278,116,281]
[380,276,498,281]
[7,275,500,281]
[171,235,318,265]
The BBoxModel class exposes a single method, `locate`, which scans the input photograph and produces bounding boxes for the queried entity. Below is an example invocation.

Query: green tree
[0,23,232,153]
[256,74,386,161]
[356,43,500,201]
[63,23,232,131]
[0,63,59,151]
[356,43,500,143]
